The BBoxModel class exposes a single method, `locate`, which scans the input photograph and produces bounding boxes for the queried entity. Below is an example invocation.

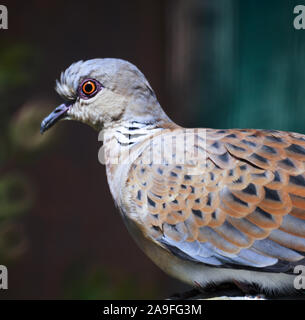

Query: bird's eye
[82,80,96,96]
[79,78,102,99]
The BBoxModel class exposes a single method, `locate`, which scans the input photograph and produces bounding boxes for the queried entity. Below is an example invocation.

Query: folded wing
[127,128,305,272]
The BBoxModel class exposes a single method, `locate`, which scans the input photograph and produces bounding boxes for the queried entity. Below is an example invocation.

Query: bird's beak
[40,103,71,134]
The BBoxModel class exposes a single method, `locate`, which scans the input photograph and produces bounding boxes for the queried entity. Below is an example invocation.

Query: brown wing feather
[127,128,305,265]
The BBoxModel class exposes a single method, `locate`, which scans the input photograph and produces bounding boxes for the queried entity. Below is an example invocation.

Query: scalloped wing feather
[126,128,305,271]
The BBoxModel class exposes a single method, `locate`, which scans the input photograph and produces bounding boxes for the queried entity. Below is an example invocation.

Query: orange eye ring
[82,80,96,95]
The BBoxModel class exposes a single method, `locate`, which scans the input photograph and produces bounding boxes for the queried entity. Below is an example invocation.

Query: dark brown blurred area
[0,0,189,299]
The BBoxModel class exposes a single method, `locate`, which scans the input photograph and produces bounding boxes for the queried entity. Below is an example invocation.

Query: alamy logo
[293,265,305,289]
[0,265,8,290]
[97,128,208,167]
[0,5,8,29]
[294,5,305,29]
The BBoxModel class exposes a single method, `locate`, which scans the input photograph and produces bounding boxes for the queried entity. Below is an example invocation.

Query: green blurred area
[190,0,305,133]
[0,43,40,265]
[63,264,158,300]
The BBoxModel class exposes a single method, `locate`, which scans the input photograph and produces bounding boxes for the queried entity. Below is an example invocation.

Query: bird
[40,58,305,297]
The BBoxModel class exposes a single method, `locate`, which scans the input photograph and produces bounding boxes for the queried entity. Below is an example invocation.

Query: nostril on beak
[40,103,71,134]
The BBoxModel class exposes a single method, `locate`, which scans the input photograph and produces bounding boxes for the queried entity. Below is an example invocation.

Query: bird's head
[40,58,171,133]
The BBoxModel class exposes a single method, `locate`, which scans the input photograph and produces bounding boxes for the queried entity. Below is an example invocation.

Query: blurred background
[1,0,305,299]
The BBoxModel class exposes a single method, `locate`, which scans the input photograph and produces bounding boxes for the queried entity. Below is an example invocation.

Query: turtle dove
[41,58,305,296]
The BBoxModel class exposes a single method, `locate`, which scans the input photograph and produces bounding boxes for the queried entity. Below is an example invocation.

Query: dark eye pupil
[81,80,99,97]
[85,83,93,92]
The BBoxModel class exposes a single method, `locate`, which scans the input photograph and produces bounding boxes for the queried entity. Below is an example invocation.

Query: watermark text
[0,5,8,29]
[294,5,305,29]
[294,265,305,289]
[0,265,8,290]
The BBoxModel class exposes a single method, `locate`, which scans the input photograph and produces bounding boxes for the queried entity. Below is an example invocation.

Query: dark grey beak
[40,103,71,134]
